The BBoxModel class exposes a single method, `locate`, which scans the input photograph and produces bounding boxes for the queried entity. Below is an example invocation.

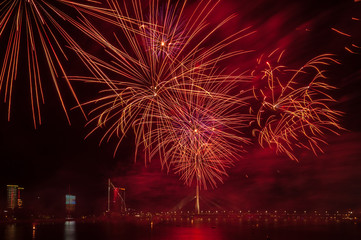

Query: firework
[330,1,361,55]
[252,52,343,161]
[145,65,251,189]
[0,0,90,127]
[70,0,252,164]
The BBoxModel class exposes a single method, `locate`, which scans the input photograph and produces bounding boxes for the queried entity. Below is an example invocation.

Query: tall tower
[7,185,18,210]
[107,179,126,213]
[195,183,200,214]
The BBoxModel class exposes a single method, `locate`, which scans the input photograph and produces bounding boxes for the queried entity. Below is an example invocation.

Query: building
[7,185,18,210]
[17,187,24,208]
[6,185,24,210]
[65,194,76,217]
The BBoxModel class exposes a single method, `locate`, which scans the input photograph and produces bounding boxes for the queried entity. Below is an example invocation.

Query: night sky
[0,0,361,215]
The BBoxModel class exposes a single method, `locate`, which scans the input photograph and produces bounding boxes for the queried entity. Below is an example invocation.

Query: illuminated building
[17,187,24,208]
[65,194,76,217]
[7,185,18,209]
[6,185,24,210]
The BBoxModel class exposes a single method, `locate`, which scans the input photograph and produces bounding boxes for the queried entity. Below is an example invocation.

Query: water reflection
[164,223,223,240]
[1,220,360,240]
[4,224,16,240]
[64,221,76,240]
[32,223,36,239]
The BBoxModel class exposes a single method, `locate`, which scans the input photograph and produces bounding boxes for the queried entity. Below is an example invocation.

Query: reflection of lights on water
[4,224,16,240]
[64,221,76,240]
[166,225,222,240]
[32,223,36,239]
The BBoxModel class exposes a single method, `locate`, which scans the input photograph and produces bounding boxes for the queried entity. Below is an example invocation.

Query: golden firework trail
[330,0,361,55]
[144,65,251,189]
[62,0,344,192]
[252,52,344,161]
[0,0,90,127]
[68,0,253,164]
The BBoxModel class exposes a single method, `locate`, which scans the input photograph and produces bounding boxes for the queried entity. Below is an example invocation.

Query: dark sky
[0,0,361,215]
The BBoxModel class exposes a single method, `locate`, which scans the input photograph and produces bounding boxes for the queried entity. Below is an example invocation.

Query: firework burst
[145,65,251,189]
[0,0,90,127]
[252,52,344,161]
[69,0,252,164]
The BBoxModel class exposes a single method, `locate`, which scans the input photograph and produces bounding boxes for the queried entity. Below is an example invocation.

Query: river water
[1,220,361,240]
